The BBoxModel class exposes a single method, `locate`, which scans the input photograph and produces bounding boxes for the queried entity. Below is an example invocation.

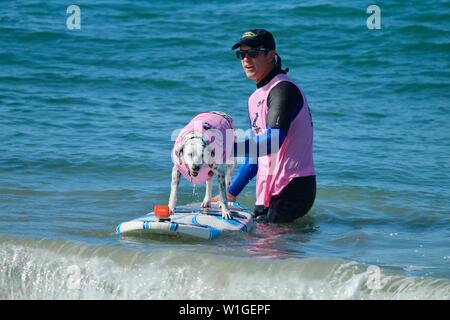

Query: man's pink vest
[248,74,315,207]
[172,112,234,185]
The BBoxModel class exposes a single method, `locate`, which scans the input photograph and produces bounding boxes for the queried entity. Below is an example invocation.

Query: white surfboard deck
[116,202,254,240]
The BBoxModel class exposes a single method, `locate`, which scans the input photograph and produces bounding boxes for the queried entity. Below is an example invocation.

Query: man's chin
[245,70,257,81]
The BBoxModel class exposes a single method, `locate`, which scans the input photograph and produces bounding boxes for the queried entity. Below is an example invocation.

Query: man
[216,29,316,223]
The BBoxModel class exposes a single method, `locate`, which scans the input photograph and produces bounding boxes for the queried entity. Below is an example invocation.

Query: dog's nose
[192,165,201,172]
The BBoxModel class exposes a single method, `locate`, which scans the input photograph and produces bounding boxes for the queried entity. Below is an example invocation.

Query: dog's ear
[174,145,183,165]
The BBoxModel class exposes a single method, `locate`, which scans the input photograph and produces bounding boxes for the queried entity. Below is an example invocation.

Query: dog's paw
[201,200,211,208]
[168,205,175,215]
[221,209,232,220]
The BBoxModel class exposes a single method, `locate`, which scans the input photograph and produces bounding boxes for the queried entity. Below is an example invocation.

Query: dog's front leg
[217,165,231,219]
[225,161,235,192]
[168,165,181,214]
[201,179,212,209]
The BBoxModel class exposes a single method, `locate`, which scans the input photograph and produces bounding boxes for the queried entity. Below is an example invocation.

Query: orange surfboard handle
[154,205,170,218]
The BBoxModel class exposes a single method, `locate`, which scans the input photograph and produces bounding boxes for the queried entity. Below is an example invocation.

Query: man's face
[239,44,275,83]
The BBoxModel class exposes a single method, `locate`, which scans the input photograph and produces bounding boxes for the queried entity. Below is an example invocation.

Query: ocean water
[1,0,449,299]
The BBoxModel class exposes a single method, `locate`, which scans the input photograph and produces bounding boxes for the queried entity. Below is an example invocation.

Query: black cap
[231,29,276,50]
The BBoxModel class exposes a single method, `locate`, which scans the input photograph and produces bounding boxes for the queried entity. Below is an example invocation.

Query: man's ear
[267,49,276,63]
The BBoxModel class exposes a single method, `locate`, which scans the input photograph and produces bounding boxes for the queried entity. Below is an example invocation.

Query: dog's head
[175,131,215,178]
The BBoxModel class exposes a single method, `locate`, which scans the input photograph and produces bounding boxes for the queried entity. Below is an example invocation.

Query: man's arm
[266,80,303,131]
[228,156,258,197]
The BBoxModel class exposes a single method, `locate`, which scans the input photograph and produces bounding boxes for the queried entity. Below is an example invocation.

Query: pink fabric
[172,112,234,185]
[248,74,315,206]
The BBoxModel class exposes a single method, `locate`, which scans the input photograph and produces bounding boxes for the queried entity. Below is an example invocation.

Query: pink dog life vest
[172,112,234,185]
[248,74,316,207]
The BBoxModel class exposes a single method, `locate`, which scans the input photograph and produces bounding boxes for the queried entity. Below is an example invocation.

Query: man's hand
[211,192,236,203]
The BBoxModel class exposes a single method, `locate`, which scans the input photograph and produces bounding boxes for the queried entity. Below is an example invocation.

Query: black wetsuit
[230,67,316,223]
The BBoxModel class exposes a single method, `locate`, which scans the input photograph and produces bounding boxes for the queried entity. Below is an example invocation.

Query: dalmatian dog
[168,111,235,219]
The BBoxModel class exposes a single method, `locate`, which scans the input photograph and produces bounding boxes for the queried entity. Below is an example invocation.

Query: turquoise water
[1,0,449,299]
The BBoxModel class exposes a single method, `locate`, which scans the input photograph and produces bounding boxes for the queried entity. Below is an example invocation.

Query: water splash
[1,238,449,300]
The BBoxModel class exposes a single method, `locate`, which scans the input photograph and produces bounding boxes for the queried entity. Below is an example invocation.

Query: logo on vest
[257,99,265,108]
[251,112,262,134]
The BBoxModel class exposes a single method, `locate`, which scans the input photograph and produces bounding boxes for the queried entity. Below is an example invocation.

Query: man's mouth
[244,65,254,71]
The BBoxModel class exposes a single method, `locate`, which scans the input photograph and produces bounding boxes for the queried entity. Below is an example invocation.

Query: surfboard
[116,202,254,240]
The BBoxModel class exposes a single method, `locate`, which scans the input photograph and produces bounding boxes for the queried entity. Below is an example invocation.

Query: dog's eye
[210,150,215,157]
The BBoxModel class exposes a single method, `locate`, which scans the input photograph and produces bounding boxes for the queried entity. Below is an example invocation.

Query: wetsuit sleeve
[233,128,287,158]
[266,81,303,131]
[228,156,258,197]
[229,129,285,197]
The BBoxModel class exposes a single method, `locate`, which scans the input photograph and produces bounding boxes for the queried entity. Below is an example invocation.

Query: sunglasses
[235,48,269,60]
